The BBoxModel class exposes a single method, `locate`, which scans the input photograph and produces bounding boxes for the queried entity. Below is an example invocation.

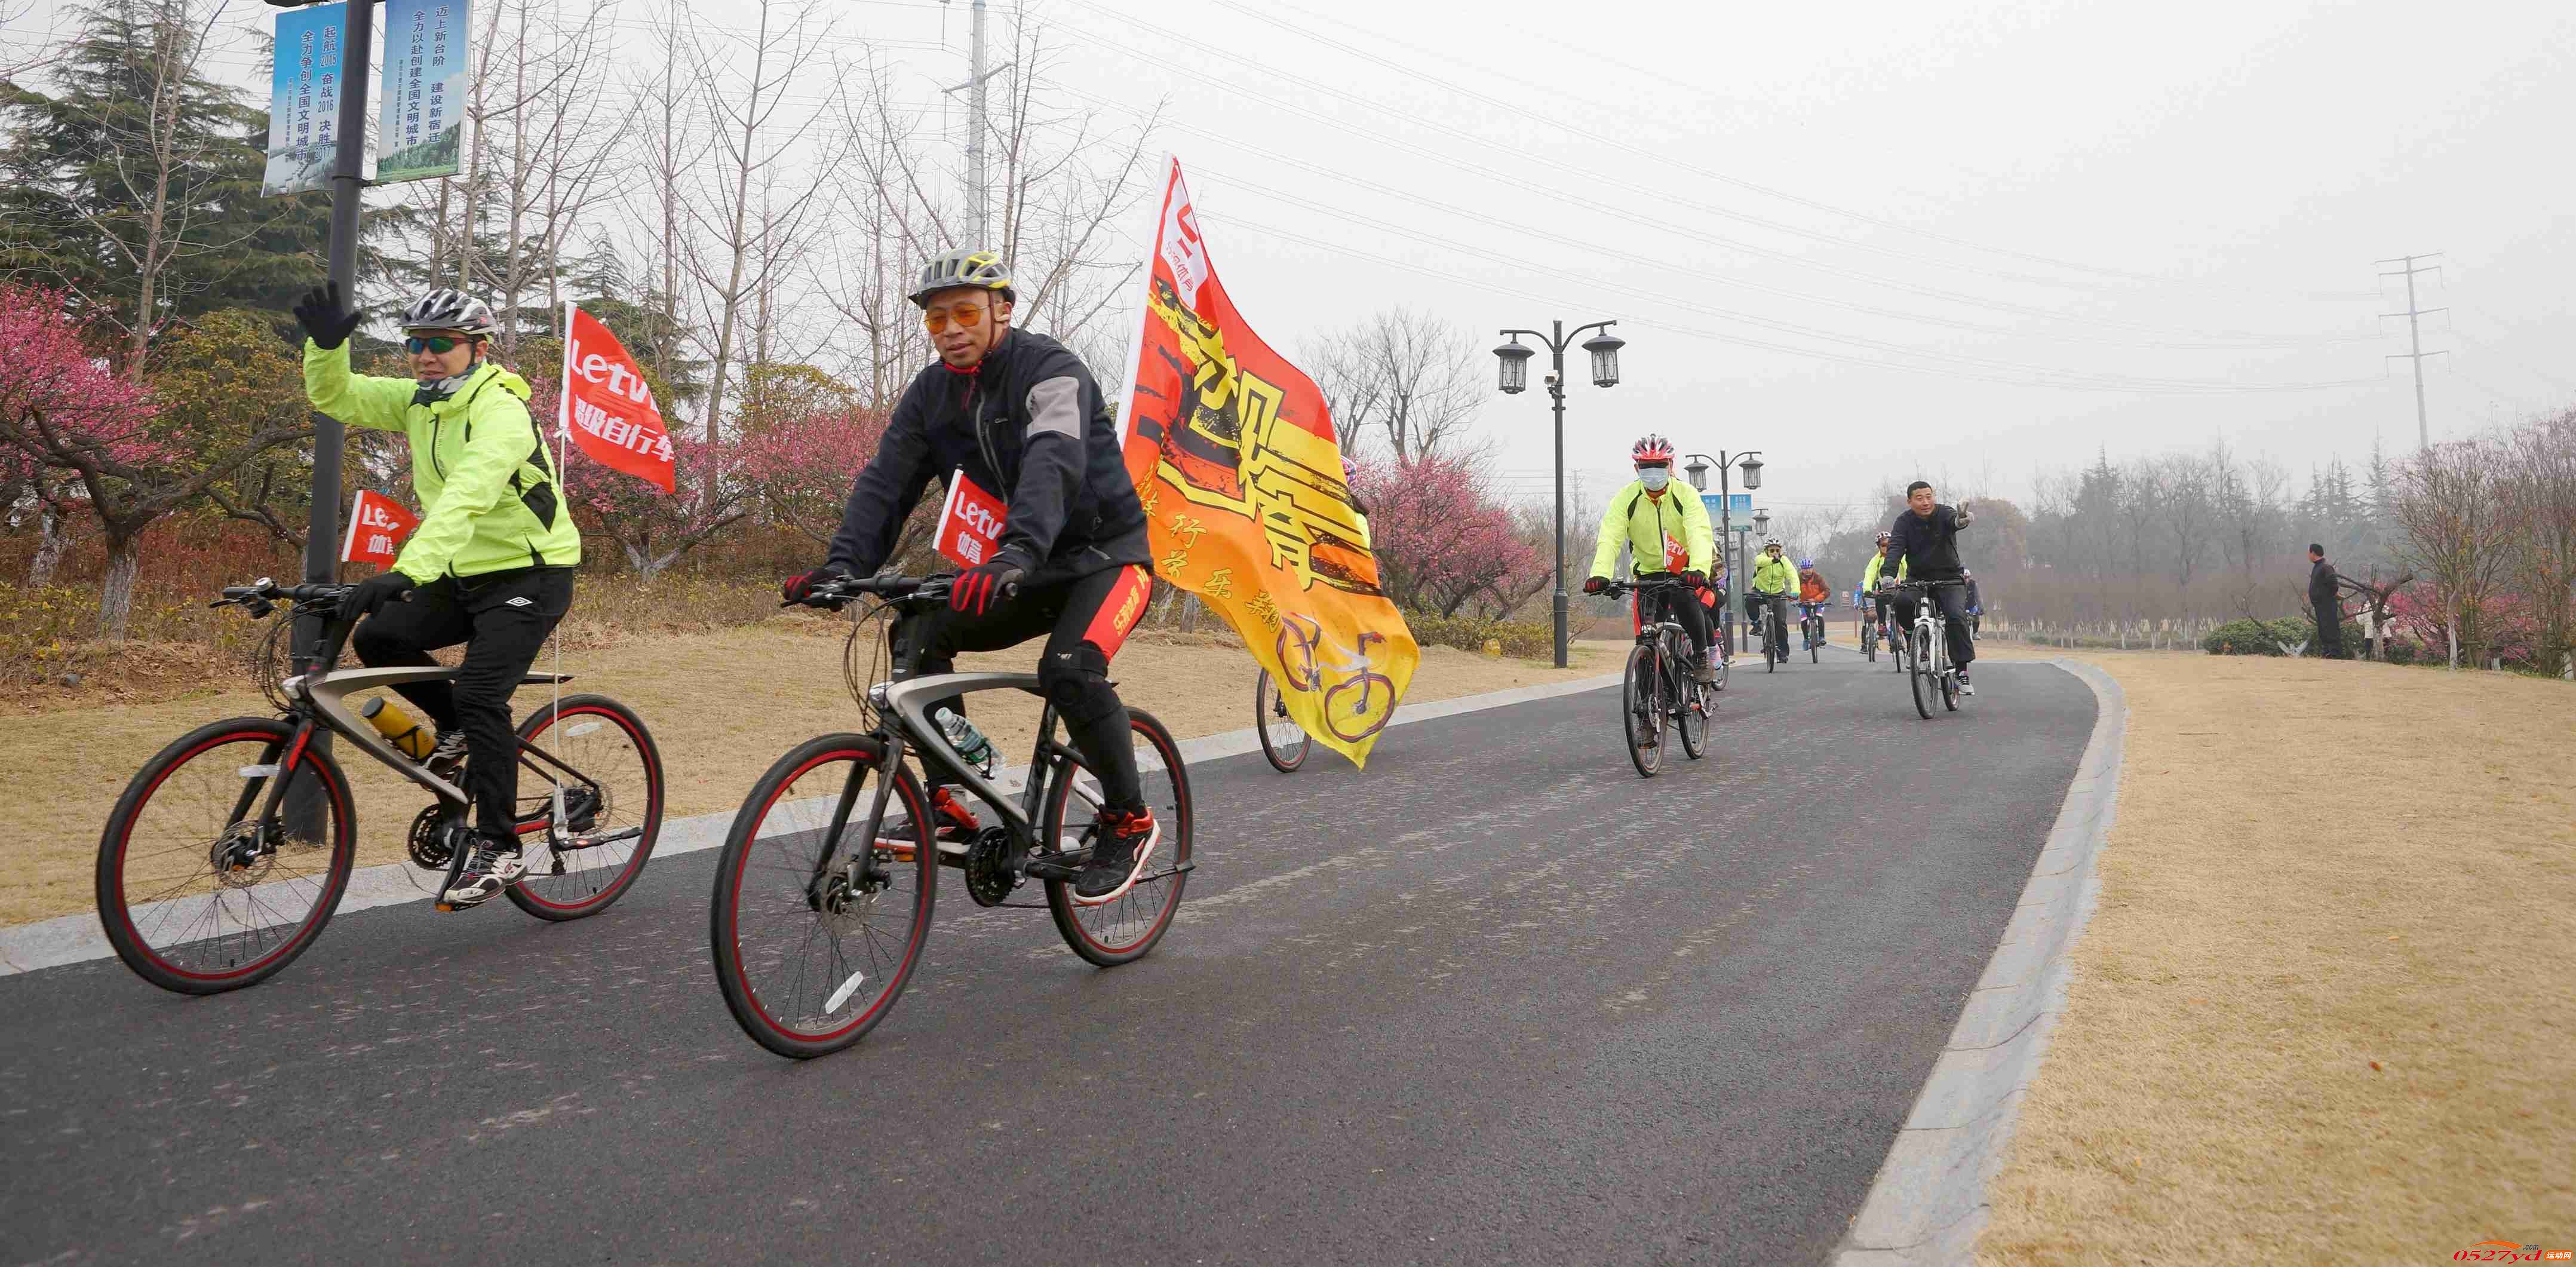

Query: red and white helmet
[1631,434,1675,465]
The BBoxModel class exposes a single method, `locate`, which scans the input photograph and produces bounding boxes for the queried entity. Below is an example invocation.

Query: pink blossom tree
[1353,452,1544,618]
[0,285,305,637]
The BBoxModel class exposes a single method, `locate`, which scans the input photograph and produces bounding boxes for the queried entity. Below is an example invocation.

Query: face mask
[1637,467,1671,492]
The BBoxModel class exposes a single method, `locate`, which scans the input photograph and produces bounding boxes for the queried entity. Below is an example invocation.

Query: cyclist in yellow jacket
[1746,537,1798,664]
[295,281,583,909]
[1582,434,1720,684]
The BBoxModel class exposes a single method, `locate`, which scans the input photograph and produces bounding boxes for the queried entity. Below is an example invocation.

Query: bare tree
[1328,307,1481,462]
[2497,409,2576,676]
[2393,435,2518,668]
[1302,330,1383,457]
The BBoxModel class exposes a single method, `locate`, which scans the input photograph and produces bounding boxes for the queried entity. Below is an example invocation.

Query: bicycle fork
[807,731,905,915]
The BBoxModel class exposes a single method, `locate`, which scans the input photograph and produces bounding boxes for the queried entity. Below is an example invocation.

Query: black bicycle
[1606,577,1712,778]
[1799,599,1829,662]
[1749,593,1792,671]
[710,573,1193,1059]
[96,578,664,995]
[1252,667,1309,772]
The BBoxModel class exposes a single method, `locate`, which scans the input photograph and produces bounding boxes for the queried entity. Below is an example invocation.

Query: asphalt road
[1,650,2093,1266]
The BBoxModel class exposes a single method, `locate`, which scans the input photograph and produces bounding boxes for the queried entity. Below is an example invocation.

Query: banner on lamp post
[263,2,348,196]
[378,0,467,183]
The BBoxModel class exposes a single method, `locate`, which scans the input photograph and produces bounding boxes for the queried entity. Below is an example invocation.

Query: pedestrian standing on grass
[2308,544,2345,659]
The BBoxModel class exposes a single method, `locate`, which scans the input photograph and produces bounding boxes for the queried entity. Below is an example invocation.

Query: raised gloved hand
[1582,575,1608,595]
[950,559,1024,616]
[338,569,416,621]
[293,280,363,351]
[782,565,848,605]
[1954,508,1976,528]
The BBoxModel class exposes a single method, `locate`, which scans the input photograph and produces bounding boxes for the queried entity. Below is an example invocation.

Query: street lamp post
[1494,320,1624,668]
[1682,450,1763,652]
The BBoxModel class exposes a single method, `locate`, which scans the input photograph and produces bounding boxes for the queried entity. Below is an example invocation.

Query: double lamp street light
[1493,321,1624,669]
[1683,452,1767,654]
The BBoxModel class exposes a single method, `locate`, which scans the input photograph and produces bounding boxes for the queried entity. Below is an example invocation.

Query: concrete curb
[1,668,1622,978]
[1832,657,2129,1265]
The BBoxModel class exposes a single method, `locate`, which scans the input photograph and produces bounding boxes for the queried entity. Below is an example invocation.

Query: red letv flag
[340,489,421,566]
[932,467,1008,569]
[559,302,676,492]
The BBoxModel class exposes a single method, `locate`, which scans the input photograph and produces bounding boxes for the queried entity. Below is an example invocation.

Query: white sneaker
[1957,673,1976,697]
[439,842,526,909]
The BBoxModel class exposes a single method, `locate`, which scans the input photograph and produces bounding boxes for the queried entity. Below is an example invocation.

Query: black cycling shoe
[1072,807,1159,904]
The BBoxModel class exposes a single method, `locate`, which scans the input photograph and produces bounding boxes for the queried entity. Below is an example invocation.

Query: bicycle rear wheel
[1863,619,1878,662]
[1810,618,1822,662]
[506,694,663,921]
[1254,669,1308,774]
[710,734,935,1059]
[1042,708,1193,966]
[96,717,356,994]
[1908,628,1935,719]
[1622,643,1665,778]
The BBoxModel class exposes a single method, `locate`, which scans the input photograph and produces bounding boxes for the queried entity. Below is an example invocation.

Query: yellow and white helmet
[908,248,1015,307]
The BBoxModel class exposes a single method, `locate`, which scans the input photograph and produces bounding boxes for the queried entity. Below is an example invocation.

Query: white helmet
[400,287,499,337]
[1763,535,1782,548]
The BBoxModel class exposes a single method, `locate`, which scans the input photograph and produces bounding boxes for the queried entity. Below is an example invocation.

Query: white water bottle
[934,707,996,778]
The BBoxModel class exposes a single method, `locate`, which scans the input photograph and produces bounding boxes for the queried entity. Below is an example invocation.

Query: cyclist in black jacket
[1879,480,1981,695]
[785,248,1159,903]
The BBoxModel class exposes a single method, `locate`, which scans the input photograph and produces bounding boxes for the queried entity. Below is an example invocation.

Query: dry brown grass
[1,618,1603,927]
[1975,648,2576,1262]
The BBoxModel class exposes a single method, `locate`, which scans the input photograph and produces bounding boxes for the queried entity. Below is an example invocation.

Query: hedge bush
[1404,610,1552,660]
[2203,616,2368,656]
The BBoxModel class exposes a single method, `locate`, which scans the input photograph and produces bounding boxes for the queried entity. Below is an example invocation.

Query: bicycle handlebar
[211,577,353,609]
[783,572,963,611]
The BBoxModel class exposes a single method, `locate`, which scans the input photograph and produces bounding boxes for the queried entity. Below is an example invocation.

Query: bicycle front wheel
[1673,641,1709,761]
[96,717,357,994]
[1622,643,1665,778]
[1254,669,1309,774]
[1909,628,1936,719]
[1043,708,1193,967]
[710,734,935,1059]
[507,694,664,921]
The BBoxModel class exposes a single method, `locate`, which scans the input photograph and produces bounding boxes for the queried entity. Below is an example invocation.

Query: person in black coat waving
[2307,544,2344,659]
[1879,480,1981,694]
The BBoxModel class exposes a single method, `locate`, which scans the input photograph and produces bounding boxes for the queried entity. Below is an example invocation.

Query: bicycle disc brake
[962,826,1019,907]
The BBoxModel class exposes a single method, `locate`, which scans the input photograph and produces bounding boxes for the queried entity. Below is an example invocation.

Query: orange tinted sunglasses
[921,302,987,333]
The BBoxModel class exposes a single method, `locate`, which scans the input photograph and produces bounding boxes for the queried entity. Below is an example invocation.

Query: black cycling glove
[294,281,364,351]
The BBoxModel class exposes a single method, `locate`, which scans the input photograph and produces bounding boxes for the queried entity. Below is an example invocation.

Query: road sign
[1701,492,1752,517]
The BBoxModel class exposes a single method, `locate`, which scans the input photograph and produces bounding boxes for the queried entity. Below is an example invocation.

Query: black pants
[1641,583,1713,659]
[1887,584,1977,670]
[895,565,1153,812]
[352,567,574,840]
[1744,591,1789,656]
[2313,599,2345,658]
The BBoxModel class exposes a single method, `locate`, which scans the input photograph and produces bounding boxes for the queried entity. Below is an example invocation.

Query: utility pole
[941,0,1011,247]
[2376,253,2448,450]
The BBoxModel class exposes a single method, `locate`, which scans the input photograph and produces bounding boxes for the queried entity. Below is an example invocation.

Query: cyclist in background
[1878,480,1978,695]
[782,248,1160,903]
[1797,559,1831,606]
[1962,567,1984,639]
[293,281,582,909]
[1859,530,1903,651]
[1582,434,1720,684]
[1746,536,1797,663]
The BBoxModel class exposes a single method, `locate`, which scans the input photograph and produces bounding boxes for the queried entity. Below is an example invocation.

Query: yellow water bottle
[360,696,435,761]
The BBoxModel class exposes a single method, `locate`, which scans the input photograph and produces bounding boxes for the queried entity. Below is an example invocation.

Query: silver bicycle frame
[293,665,576,808]
[880,671,1054,838]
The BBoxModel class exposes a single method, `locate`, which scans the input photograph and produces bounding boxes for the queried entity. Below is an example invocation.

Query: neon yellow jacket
[1860,550,1908,590]
[1749,551,1798,595]
[1588,480,1712,579]
[305,342,581,583]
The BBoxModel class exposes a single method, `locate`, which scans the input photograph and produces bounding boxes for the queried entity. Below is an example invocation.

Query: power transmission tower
[942,0,1013,247]
[2376,253,2448,450]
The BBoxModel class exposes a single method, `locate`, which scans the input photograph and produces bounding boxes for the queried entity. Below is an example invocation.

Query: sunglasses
[405,335,466,354]
[920,303,987,334]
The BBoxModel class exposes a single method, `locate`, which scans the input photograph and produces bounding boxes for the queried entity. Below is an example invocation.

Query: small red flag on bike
[339,489,419,566]
[558,302,675,492]
[932,467,1008,569]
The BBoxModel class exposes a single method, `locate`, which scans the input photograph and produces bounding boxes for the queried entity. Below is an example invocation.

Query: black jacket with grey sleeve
[825,329,1150,585]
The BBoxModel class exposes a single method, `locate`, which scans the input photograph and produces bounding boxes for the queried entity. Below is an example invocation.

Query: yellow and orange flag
[1117,158,1418,767]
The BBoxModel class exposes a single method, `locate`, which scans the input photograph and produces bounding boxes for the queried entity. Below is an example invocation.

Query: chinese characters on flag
[1117,157,1419,768]
[933,467,1008,569]
[339,489,420,566]
[558,302,675,492]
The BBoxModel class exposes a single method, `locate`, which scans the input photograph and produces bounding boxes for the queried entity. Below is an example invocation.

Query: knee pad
[1038,642,1119,723]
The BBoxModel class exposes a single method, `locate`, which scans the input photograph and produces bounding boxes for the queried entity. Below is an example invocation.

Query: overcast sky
[11,0,2572,517]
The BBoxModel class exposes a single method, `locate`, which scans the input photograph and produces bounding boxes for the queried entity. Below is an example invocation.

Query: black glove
[950,559,1024,616]
[338,569,416,621]
[1582,576,1608,595]
[1681,569,1706,588]
[293,280,363,351]
[782,565,848,605]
